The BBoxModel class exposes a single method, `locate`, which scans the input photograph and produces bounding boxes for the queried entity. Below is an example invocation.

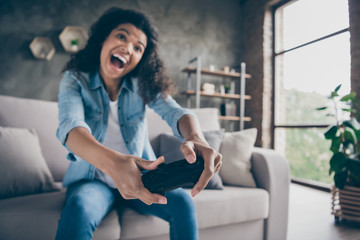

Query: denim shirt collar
[89,71,135,93]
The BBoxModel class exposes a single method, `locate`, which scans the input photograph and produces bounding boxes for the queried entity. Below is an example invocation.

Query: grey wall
[0,0,243,106]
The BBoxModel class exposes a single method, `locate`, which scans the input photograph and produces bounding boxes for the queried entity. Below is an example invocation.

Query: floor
[287,184,360,240]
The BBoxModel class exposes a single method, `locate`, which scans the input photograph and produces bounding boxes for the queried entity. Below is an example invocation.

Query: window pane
[275,32,350,125]
[275,128,333,184]
[275,0,349,52]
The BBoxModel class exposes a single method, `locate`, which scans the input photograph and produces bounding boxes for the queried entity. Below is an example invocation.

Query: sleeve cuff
[171,108,198,141]
[56,119,92,145]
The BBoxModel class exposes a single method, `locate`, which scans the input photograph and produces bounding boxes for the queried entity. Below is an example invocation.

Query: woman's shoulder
[62,70,93,85]
[63,70,91,81]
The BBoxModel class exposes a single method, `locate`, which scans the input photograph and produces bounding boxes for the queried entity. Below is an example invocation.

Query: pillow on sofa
[0,126,60,199]
[219,128,257,188]
[158,129,225,190]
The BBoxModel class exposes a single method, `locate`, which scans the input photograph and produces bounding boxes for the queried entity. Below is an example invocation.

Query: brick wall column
[349,0,360,103]
[242,0,280,147]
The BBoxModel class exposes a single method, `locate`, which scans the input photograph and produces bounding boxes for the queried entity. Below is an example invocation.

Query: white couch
[0,94,290,240]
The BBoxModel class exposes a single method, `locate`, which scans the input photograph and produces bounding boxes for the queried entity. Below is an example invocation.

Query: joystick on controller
[142,156,204,196]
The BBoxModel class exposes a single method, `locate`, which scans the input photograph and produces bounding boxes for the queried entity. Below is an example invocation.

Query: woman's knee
[64,181,115,224]
[66,194,97,218]
[166,188,196,215]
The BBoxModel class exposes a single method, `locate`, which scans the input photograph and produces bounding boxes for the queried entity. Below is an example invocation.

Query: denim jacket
[57,71,195,187]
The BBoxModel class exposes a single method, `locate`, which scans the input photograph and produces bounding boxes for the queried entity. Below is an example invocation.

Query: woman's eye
[117,34,126,41]
[134,46,142,53]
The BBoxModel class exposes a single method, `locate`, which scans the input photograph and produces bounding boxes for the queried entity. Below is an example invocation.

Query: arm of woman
[148,93,222,197]
[178,114,222,197]
[65,127,167,205]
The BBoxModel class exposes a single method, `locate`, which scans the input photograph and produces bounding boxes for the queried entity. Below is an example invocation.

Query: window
[273,0,350,186]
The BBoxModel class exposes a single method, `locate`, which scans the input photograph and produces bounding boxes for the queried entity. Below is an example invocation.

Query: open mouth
[110,54,127,70]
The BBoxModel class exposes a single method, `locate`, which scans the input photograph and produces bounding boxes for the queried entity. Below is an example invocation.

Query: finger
[214,154,223,173]
[214,161,222,173]
[191,168,213,197]
[181,141,196,163]
[136,156,165,171]
[192,153,216,196]
[138,187,167,205]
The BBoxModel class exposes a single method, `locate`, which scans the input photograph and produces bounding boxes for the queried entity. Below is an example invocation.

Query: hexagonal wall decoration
[29,37,56,60]
[59,26,88,53]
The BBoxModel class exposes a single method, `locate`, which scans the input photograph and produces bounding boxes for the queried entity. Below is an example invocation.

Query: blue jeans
[55,180,198,240]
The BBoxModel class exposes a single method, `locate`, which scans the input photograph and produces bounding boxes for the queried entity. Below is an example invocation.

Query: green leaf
[331,91,339,98]
[343,118,360,131]
[346,159,360,186]
[330,137,341,153]
[324,125,338,140]
[330,152,347,173]
[340,92,356,102]
[334,170,348,189]
[344,127,357,145]
[316,106,328,111]
[349,174,360,186]
[347,159,360,173]
[334,84,342,92]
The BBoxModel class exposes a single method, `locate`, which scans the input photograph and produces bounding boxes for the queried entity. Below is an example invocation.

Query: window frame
[271,0,350,189]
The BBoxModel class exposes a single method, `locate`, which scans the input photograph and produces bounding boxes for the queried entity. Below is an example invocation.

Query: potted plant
[70,39,79,51]
[318,84,360,223]
[224,84,231,94]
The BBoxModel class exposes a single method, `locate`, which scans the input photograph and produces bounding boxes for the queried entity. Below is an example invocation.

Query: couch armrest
[251,147,290,240]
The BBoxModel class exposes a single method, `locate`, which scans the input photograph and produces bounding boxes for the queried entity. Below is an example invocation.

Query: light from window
[274,0,350,185]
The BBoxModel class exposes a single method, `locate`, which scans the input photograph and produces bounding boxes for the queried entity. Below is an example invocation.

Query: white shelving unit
[182,56,251,130]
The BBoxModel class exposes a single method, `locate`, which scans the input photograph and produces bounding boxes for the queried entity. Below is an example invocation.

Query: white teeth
[113,54,128,64]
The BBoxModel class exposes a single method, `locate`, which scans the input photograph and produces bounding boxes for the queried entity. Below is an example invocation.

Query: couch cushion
[0,189,120,240]
[119,186,269,239]
[0,95,69,181]
[0,126,60,199]
[0,189,66,240]
[193,186,269,228]
[219,128,258,187]
[146,107,221,142]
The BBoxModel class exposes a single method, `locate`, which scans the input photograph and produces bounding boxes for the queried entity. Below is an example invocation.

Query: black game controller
[142,156,204,195]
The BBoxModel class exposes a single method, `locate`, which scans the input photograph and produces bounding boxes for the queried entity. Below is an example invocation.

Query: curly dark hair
[62,7,175,104]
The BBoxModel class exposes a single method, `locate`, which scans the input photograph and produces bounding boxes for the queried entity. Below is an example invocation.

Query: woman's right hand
[106,154,168,205]
[66,127,167,206]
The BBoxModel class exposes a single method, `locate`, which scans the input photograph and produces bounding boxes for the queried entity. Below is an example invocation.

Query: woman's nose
[121,43,132,55]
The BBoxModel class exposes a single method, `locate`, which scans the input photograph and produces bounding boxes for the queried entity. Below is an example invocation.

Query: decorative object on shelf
[29,37,55,61]
[219,84,225,95]
[59,26,88,53]
[182,56,251,130]
[318,84,360,224]
[209,64,216,72]
[222,66,230,73]
[224,84,231,94]
[220,102,236,117]
[201,83,215,94]
[70,39,79,51]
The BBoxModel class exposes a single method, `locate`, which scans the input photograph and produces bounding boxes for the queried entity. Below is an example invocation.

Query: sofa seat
[0,188,121,240]
[193,186,269,227]
[119,186,269,239]
[0,185,268,240]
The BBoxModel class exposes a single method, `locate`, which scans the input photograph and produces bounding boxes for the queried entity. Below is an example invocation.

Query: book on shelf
[220,102,236,117]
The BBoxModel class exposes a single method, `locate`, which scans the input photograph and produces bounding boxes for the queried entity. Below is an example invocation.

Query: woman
[55,7,222,240]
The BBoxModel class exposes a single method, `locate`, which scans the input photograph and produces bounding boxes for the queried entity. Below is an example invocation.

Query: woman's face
[99,23,147,83]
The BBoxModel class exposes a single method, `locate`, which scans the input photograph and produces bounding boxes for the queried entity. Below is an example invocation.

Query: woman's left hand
[180,137,222,197]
